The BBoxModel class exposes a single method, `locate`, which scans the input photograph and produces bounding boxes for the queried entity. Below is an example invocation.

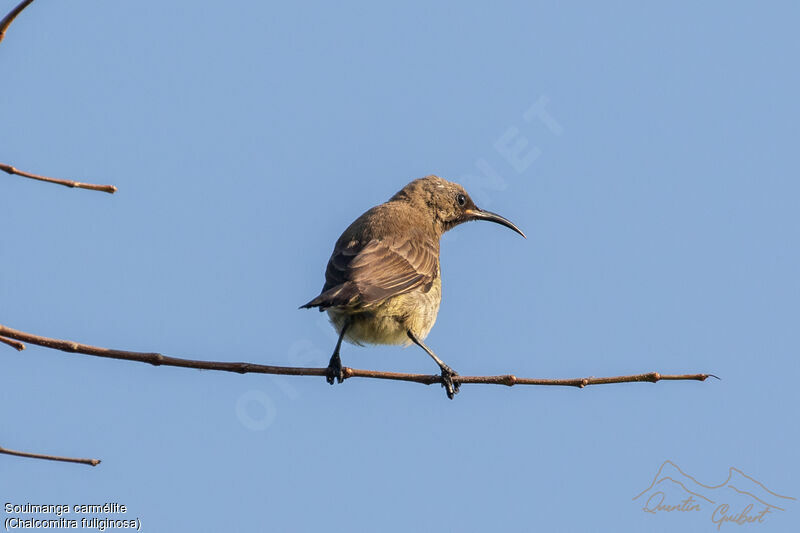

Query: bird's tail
[299,295,327,310]
[299,282,359,311]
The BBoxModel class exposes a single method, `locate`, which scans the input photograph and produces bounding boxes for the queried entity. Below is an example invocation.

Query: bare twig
[2,4,117,194]
[0,335,25,350]
[1,0,104,469]
[0,0,36,44]
[0,444,100,467]
[0,323,717,389]
[1,163,117,194]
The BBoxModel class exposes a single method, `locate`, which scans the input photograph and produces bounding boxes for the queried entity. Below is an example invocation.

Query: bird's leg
[326,321,350,385]
[406,330,460,399]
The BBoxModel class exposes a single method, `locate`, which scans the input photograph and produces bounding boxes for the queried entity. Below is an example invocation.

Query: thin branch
[1,163,117,194]
[0,323,717,389]
[0,335,25,351]
[0,444,100,467]
[0,0,36,44]
[2,3,117,195]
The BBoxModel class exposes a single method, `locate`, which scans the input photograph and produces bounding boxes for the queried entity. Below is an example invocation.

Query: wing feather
[303,230,438,310]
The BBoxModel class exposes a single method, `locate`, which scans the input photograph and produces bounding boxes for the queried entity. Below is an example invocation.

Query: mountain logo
[633,460,795,529]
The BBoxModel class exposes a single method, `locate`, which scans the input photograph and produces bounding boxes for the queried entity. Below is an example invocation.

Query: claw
[326,353,344,385]
[440,366,460,399]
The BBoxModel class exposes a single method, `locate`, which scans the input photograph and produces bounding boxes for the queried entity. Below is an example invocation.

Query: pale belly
[327,278,442,346]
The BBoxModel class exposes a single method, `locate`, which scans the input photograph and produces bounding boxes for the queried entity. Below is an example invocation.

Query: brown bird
[301,175,525,398]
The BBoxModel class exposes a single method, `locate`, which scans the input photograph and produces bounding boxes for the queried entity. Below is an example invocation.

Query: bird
[300,175,525,399]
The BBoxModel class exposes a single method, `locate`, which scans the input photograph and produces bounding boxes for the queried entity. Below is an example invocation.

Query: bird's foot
[326,353,344,385]
[439,365,460,399]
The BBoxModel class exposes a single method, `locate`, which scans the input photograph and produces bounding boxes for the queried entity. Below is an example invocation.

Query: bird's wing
[302,233,439,310]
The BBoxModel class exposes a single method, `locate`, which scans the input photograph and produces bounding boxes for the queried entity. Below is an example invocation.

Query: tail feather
[300,282,359,311]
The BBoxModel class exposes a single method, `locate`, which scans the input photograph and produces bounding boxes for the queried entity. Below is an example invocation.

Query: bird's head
[390,175,526,238]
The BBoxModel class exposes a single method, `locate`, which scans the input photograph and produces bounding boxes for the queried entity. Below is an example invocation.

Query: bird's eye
[456,193,467,207]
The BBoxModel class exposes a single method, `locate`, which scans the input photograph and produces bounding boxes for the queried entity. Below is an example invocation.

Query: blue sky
[2,1,798,531]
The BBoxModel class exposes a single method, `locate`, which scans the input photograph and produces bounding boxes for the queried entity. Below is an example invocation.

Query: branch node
[0,336,26,351]
[503,374,517,386]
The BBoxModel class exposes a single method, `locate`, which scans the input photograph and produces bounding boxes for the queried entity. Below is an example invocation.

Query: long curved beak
[465,208,526,238]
